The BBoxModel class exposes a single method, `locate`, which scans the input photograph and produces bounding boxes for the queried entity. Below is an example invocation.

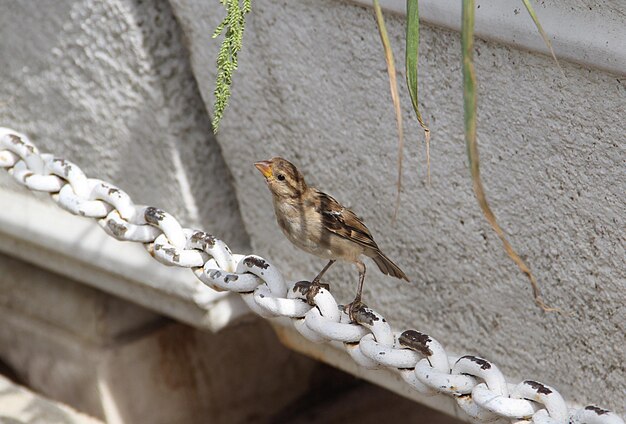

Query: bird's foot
[345,298,366,323]
[310,278,330,292]
[311,277,326,287]
[292,279,330,306]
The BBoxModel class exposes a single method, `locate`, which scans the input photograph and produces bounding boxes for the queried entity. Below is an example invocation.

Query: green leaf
[462,0,558,312]
[373,0,404,220]
[521,0,564,76]
[405,0,431,183]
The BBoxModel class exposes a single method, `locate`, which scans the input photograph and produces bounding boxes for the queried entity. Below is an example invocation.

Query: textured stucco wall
[0,0,249,251]
[170,0,625,412]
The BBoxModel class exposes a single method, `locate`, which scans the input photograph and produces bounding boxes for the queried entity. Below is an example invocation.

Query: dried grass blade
[462,0,558,312]
[405,0,431,183]
[373,0,404,220]
[521,0,564,77]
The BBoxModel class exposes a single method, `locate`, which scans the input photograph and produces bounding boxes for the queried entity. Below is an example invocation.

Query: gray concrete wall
[0,0,249,251]
[0,0,623,417]
[170,0,625,412]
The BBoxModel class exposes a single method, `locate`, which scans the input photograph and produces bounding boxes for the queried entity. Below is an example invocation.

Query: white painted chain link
[0,128,623,424]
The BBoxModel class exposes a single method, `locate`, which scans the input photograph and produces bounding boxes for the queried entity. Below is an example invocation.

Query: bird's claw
[345,298,366,323]
[296,279,329,305]
[311,277,330,290]
[310,278,330,291]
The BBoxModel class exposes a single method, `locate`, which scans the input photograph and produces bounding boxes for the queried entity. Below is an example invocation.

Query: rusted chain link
[0,128,623,424]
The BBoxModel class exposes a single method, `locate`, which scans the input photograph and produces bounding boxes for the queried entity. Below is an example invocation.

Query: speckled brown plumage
[254,157,409,313]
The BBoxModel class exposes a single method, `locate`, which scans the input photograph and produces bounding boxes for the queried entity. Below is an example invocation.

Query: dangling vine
[211,0,251,132]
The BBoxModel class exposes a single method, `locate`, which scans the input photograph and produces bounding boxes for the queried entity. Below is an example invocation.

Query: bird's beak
[254,160,273,179]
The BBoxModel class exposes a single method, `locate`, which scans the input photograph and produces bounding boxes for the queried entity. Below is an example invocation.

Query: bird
[254,157,409,318]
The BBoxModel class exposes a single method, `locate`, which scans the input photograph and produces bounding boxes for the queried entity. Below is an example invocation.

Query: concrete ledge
[0,189,251,333]
[349,0,626,76]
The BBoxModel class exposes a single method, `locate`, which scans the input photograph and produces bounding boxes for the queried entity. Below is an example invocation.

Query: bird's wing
[312,190,380,251]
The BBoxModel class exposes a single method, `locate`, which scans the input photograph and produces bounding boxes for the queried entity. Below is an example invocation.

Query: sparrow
[254,157,409,316]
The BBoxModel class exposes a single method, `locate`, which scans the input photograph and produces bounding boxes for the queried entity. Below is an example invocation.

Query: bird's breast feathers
[273,197,362,261]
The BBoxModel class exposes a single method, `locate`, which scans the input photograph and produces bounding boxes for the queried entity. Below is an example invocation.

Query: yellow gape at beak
[254,161,273,179]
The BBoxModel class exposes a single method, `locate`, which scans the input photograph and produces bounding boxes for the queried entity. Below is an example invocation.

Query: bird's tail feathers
[371,251,409,282]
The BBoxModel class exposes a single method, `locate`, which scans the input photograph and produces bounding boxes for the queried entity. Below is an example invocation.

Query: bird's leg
[312,259,336,285]
[348,260,366,322]
[299,259,335,305]
[353,260,366,303]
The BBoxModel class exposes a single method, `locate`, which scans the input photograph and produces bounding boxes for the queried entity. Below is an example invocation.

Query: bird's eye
[277,174,285,181]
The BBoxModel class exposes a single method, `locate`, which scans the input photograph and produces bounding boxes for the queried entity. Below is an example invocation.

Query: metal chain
[0,128,622,424]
